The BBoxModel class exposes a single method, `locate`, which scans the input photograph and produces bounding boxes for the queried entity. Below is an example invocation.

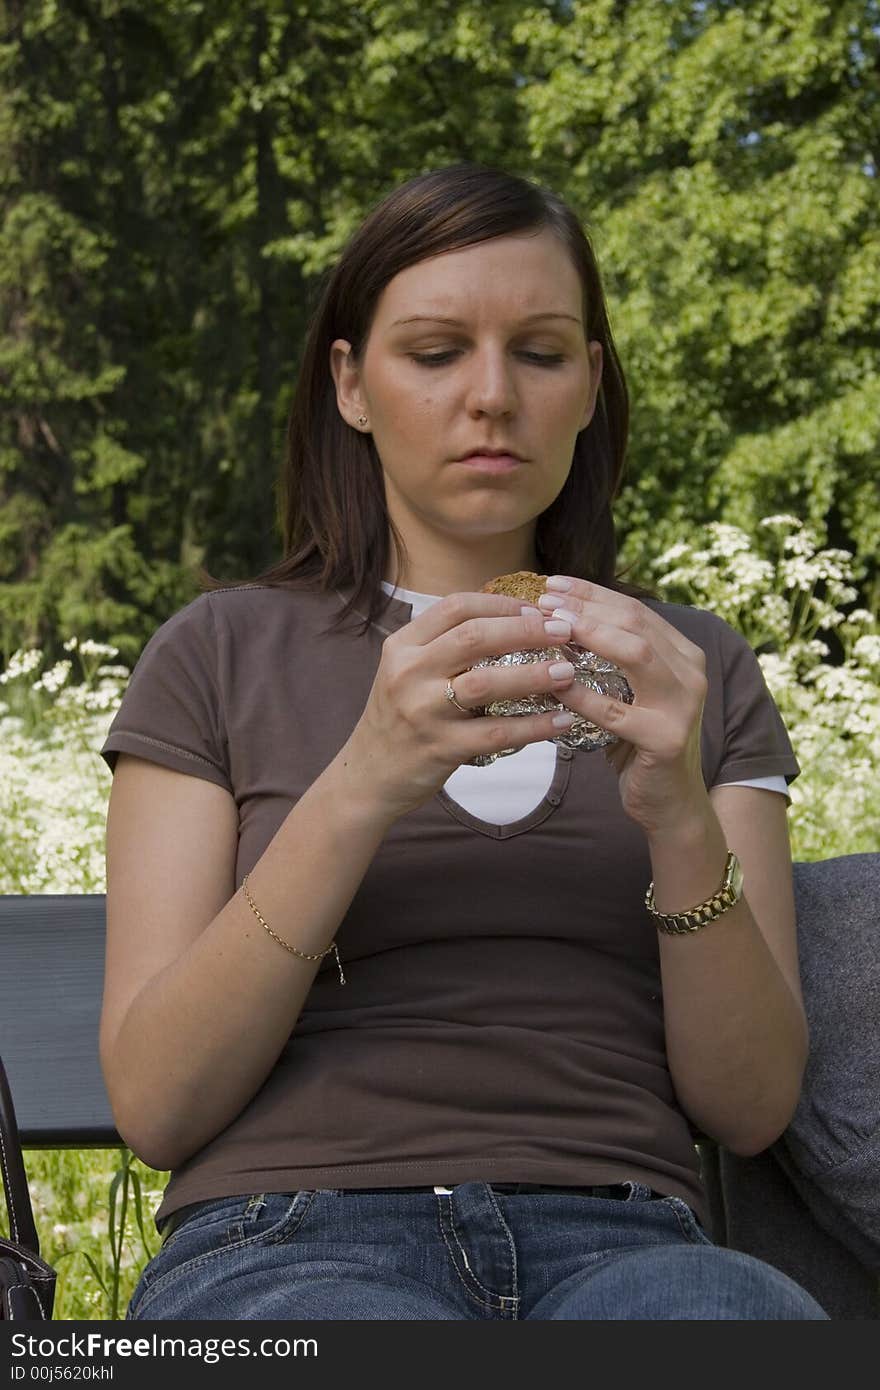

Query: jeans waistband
[353,1183,654,1198]
[160,1182,661,1242]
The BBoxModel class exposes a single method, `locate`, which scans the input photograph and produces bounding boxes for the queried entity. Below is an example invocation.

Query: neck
[385,543,540,598]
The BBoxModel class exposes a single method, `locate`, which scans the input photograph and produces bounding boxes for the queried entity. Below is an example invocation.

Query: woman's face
[330,227,603,590]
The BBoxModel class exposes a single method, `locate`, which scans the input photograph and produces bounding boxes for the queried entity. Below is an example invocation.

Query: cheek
[552,371,591,413]
[371,364,447,428]
[386,397,439,437]
[395,392,448,441]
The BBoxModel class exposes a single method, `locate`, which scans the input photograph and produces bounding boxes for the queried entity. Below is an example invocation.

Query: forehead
[374,228,583,325]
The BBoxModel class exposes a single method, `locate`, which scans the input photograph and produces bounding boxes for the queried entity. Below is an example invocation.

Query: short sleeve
[712,618,801,798]
[99,594,232,793]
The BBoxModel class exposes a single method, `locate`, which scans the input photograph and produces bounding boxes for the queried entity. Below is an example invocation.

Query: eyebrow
[390,312,582,328]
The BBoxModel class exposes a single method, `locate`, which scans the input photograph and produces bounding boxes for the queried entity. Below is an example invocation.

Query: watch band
[645,849,744,935]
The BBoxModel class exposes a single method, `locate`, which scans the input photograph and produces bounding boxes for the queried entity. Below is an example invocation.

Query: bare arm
[100,750,394,1172]
[530,578,807,1155]
[649,785,808,1155]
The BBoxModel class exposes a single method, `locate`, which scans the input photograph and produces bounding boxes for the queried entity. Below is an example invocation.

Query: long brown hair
[198,162,660,635]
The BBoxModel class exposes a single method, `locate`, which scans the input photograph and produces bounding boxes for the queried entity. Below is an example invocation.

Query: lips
[457,454,522,473]
[458,448,524,461]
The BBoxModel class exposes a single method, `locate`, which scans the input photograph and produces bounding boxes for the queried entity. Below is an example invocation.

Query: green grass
[6,1148,170,1321]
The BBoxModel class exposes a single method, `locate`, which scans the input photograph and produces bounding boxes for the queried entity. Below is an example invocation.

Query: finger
[457,705,578,761]
[433,608,568,680]
[541,591,697,665]
[540,581,704,667]
[401,590,526,646]
[541,598,705,694]
[551,685,674,756]
[451,653,576,711]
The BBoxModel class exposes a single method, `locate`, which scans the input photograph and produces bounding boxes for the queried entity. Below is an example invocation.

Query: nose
[464,344,517,418]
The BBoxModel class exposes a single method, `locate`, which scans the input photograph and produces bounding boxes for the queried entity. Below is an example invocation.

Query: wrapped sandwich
[463,570,634,766]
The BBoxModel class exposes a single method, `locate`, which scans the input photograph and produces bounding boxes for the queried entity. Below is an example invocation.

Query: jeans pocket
[659,1195,715,1246]
[129,1191,320,1320]
[160,1195,253,1253]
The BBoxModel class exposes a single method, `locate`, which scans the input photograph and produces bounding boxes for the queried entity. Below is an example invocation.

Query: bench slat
[0,895,120,1148]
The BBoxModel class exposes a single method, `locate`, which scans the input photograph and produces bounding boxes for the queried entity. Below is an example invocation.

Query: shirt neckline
[436,746,574,839]
[379,580,439,605]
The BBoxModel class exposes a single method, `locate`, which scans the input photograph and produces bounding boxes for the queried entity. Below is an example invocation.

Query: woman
[99,163,826,1319]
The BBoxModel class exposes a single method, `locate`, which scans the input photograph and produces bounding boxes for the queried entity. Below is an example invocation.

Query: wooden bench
[2,858,878,1320]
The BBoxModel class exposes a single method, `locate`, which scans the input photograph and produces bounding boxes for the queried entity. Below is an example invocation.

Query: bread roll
[480,570,548,605]
[461,570,634,767]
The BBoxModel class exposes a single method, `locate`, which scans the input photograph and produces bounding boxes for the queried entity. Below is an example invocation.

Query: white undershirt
[380,581,790,823]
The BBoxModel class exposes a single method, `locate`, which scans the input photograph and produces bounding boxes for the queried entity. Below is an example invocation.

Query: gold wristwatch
[645,849,744,935]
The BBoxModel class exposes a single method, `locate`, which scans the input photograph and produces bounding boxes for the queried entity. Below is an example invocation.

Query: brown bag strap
[0,1055,40,1257]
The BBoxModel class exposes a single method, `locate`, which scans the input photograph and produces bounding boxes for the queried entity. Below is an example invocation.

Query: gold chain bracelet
[645,849,744,935]
[241,873,346,984]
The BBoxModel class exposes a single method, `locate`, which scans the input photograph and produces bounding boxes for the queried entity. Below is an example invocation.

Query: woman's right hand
[338,591,577,824]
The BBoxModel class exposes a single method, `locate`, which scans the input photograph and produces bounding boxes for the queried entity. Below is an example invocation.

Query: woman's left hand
[537,577,712,838]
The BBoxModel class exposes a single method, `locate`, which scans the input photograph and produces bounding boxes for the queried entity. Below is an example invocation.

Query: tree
[514,0,879,611]
[0,0,876,664]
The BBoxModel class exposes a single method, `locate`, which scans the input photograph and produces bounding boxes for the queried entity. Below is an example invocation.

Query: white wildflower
[653,541,691,568]
[759,514,803,531]
[33,660,73,695]
[756,593,790,626]
[705,523,752,556]
[854,635,880,669]
[783,526,822,557]
[77,640,119,659]
[780,556,819,591]
[845,609,876,630]
[0,648,43,683]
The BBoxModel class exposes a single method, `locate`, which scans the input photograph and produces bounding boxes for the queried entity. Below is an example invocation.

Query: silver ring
[444,678,473,715]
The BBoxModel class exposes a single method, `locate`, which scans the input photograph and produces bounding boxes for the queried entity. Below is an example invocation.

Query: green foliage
[4,1147,169,1322]
[525,0,880,603]
[0,0,877,664]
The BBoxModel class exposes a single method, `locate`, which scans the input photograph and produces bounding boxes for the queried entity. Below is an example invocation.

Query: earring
[356,415,368,427]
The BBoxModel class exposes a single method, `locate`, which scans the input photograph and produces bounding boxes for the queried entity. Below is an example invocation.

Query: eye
[410,351,565,368]
[523,352,566,367]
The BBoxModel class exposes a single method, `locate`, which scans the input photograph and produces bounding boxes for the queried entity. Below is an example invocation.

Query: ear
[329,339,368,429]
[580,341,603,431]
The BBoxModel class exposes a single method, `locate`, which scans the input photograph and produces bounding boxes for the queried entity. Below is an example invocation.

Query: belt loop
[623,1180,651,1201]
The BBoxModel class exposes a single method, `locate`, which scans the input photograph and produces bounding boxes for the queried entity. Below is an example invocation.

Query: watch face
[728,855,744,896]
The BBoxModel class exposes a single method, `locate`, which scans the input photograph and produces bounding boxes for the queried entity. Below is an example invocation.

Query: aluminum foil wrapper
[464,643,634,767]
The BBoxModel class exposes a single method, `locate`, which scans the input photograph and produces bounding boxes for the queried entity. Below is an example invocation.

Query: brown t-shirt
[99,582,801,1230]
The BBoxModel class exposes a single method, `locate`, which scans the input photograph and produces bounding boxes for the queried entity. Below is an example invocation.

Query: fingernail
[544,619,571,636]
[551,608,579,625]
[536,593,559,610]
[549,661,574,680]
[545,576,572,592]
[520,605,542,616]
[552,710,576,728]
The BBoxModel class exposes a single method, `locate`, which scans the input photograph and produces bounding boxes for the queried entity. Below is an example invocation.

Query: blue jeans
[127,1182,828,1320]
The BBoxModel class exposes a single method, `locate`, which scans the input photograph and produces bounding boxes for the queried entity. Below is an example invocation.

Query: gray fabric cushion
[712,1145,879,1319]
[773,854,880,1271]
